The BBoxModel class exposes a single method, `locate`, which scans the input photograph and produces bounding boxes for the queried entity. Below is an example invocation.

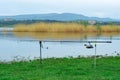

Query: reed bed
[13,22,120,33]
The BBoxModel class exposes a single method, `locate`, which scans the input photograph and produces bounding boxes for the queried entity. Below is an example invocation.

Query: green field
[0,57,120,80]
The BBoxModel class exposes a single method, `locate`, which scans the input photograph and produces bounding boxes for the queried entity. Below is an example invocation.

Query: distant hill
[0,13,119,22]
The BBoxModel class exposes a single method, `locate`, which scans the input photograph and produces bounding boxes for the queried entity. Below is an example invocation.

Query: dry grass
[101,25,120,32]
[13,22,120,33]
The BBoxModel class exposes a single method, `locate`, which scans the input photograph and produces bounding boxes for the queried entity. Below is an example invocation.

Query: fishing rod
[20,40,112,43]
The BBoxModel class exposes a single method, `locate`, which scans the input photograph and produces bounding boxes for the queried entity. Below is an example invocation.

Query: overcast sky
[0,0,120,19]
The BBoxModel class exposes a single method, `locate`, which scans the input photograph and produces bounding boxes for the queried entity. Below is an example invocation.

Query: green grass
[0,57,120,80]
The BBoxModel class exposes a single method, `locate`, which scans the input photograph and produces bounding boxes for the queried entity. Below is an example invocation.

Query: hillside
[0,13,118,22]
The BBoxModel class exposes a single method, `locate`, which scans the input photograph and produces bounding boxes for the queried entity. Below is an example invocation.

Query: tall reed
[13,22,120,33]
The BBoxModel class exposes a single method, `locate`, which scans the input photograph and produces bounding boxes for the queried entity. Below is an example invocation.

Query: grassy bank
[13,22,120,32]
[0,57,120,80]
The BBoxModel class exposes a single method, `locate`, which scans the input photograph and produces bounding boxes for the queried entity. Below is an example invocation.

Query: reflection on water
[13,32,120,40]
[0,32,120,61]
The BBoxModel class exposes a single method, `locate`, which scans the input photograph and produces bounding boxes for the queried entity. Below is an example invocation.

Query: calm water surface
[0,32,120,61]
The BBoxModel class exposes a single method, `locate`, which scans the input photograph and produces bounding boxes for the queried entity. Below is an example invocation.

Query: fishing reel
[84,42,94,49]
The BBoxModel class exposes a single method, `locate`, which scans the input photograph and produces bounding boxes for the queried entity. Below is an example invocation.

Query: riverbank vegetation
[0,57,120,80]
[0,20,59,27]
[13,22,120,33]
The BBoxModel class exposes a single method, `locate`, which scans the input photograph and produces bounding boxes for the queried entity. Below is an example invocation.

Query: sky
[0,0,120,19]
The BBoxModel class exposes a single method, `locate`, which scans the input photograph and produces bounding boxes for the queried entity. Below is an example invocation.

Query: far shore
[0,27,13,31]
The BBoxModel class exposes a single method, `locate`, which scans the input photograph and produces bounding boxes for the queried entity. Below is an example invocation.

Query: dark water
[0,32,120,61]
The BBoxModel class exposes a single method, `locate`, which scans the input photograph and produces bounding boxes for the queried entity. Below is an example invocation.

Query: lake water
[0,32,120,61]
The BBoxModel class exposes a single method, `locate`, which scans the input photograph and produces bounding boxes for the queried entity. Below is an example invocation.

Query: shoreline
[0,55,119,63]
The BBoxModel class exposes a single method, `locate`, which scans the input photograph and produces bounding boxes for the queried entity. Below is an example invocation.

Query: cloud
[92,12,106,18]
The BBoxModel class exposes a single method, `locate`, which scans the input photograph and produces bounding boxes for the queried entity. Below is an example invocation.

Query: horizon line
[0,13,118,20]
